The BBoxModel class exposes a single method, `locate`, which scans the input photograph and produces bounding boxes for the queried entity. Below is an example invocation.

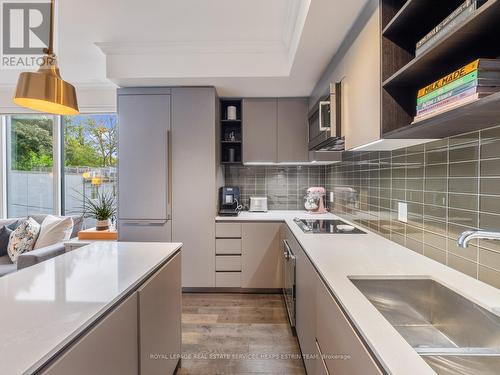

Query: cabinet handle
[167,129,172,220]
[283,239,291,254]
[120,219,167,225]
[315,338,331,375]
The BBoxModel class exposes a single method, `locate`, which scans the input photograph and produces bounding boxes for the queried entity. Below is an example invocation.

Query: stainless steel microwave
[308,82,342,151]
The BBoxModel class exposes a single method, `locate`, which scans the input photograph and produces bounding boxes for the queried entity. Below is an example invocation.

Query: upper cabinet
[242,99,278,163]
[242,98,308,163]
[309,3,381,151]
[341,6,381,150]
[277,98,309,163]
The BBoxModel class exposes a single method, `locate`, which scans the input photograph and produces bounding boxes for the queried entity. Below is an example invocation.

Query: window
[62,114,118,227]
[7,115,56,217]
[0,113,118,222]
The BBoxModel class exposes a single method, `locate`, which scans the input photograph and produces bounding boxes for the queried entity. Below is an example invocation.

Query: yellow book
[417,59,479,98]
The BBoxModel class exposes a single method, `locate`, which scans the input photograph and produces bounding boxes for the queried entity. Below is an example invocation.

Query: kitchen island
[217,211,500,374]
[0,241,182,375]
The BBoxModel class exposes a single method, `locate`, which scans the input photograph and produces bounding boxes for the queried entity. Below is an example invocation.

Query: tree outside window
[5,114,118,222]
[63,114,118,227]
[7,115,55,217]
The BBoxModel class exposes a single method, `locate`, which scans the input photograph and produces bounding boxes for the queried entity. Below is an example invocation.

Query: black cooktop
[294,218,366,234]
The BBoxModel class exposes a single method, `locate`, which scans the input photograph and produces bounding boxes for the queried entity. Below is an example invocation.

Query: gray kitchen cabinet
[216,255,242,271]
[117,90,170,222]
[242,98,308,163]
[215,222,242,238]
[138,252,182,375]
[216,238,242,255]
[42,293,139,375]
[242,99,277,163]
[316,274,382,375]
[277,98,309,163]
[241,223,282,288]
[172,87,219,288]
[117,88,172,242]
[287,226,317,375]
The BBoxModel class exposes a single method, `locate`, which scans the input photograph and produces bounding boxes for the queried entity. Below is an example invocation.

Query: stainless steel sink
[351,278,500,375]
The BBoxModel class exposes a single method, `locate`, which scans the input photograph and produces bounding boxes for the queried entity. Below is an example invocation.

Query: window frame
[0,113,117,219]
[0,116,6,218]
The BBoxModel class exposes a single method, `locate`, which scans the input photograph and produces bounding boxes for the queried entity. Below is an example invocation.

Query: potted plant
[81,190,117,231]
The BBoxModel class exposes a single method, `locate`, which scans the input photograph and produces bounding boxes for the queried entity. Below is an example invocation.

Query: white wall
[310,0,380,150]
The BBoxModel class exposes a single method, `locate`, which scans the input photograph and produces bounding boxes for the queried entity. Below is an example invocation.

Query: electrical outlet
[398,202,408,223]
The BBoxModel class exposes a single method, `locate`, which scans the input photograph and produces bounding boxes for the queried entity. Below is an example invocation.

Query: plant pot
[96,219,111,231]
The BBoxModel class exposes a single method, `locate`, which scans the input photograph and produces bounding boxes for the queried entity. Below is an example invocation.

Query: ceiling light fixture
[13,0,79,115]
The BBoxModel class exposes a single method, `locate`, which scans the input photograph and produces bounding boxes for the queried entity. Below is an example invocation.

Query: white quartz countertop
[217,211,500,374]
[0,241,182,375]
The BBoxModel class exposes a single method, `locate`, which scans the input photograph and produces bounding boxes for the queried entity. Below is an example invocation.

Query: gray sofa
[0,214,83,277]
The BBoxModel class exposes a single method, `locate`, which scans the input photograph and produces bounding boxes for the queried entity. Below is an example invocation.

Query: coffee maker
[219,187,241,216]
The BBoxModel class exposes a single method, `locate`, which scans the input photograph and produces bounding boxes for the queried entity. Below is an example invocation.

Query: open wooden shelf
[220,99,243,164]
[380,0,500,138]
[383,91,500,139]
[383,0,464,52]
[383,0,500,89]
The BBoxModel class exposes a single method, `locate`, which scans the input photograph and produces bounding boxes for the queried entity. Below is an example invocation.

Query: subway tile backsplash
[224,165,326,211]
[223,126,500,289]
[326,126,500,289]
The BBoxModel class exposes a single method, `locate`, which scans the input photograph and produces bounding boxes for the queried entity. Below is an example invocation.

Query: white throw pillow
[34,215,74,250]
[7,218,41,263]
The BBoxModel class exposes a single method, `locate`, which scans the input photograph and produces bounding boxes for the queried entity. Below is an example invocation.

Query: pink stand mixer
[304,187,328,214]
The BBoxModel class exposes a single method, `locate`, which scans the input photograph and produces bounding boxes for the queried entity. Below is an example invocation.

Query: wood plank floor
[177,293,306,375]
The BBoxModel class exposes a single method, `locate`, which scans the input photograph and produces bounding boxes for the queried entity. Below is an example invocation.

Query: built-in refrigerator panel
[118,220,172,242]
[117,88,172,242]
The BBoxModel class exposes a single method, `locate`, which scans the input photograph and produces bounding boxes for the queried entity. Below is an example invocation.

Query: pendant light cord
[45,0,55,55]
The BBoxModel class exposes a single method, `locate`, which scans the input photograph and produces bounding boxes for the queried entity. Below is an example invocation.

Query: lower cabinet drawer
[216,223,242,238]
[216,239,242,255]
[216,255,242,271]
[216,272,241,287]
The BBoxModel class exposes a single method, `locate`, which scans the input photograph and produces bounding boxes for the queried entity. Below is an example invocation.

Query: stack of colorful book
[416,0,485,57]
[414,59,500,123]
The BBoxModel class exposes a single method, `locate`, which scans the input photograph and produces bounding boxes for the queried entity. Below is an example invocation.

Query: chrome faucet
[457,230,500,248]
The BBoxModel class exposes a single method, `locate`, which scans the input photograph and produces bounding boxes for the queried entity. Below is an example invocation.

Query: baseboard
[182,287,282,294]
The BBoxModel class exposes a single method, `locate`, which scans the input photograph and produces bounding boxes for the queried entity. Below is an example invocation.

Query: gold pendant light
[13,0,79,115]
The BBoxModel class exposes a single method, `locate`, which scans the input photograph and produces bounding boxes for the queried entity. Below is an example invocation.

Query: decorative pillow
[0,226,13,258]
[34,215,74,250]
[7,218,41,263]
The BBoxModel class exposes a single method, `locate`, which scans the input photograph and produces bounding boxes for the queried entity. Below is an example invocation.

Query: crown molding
[282,0,303,49]
[285,0,311,64]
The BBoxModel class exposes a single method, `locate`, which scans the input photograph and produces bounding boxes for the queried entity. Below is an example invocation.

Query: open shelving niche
[381,0,500,139]
[220,99,243,164]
